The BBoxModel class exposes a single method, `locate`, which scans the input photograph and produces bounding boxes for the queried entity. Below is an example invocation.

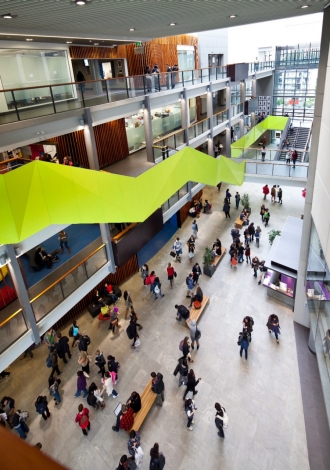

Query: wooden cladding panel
[69,45,119,59]
[53,255,138,331]
[94,119,129,168]
[179,189,203,226]
[48,130,90,168]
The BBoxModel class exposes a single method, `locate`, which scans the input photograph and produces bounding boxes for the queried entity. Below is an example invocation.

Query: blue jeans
[240,346,248,359]
[238,254,243,263]
[53,390,61,403]
[75,388,88,398]
[236,200,239,209]
[60,240,69,250]
[15,421,29,439]
[154,288,163,299]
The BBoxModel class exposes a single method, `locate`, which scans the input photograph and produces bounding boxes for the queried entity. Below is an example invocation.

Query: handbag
[135,445,144,466]
[174,271,177,278]
[170,250,176,258]
[193,300,201,309]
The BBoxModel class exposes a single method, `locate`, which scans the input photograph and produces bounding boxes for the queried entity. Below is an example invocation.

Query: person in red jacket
[167,262,175,289]
[262,184,269,200]
[112,404,134,432]
[75,404,90,436]
[291,149,298,168]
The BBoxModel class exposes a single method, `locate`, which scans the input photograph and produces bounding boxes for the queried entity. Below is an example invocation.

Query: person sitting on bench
[175,304,190,321]
[112,404,134,433]
[100,302,110,318]
[94,289,104,305]
[203,200,211,213]
[34,246,58,269]
[190,286,203,308]
[126,391,141,413]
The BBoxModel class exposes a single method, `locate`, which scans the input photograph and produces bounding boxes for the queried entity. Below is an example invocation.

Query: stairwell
[279,126,310,162]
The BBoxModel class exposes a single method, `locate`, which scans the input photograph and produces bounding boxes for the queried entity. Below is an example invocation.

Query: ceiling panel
[0,0,327,44]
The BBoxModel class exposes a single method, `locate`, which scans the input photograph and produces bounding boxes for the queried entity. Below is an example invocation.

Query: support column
[251,112,256,128]
[206,83,214,156]
[143,95,154,163]
[252,77,257,97]
[89,60,103,95]
[226,81,232,158]
[181,88,192,199]
[240,80,246,103]
[83,108,100,170]
[239,116,245,138]
[6,245,40,344]
[293,6,330,327]
[99,224,116,274]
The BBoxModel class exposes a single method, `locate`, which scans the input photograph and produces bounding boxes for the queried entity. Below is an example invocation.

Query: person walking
[12,411,29,439]
[75,404,90,436]
[242,316,254,338]
[35,396,51,421]
[260,204,265,222]
[56,332,71,364]
[258,260,267,285]
[178,357,188,387]
[78,350,90,377]
[49,376,61,405]
[167,262,175,289]
[124,291,133,319]
[271,185,276,203]
[58,230,70,254]
[192,263,202,286]
[245,244,251,264]
[291,149,298,168]
[187,318,201,351]
[215,402,228,438]
[150,443,166,470]
[267,313,281,343]
[191,219,198,238]
[95,350,106,377]
[235,192,240,209]
[183,369,200,399]
[278,187,283,204]
[44,328,56,350]
[74,370,88,398]
[181,336,194,363]
[185,398,196,431]
[127,429,142,463]
[140,263,149,286]
[102,371,119,398]
[255,226,261,248]
[173,237,183,262]
[262,184,269,200]
[225,188,231,203]
[251,256,260,278]
[128,316,139,349]
[263,208,270,227]
[238,242,244,263]
[186,273,194,298]
[248,222,255,241]
[130,306,143,331]
[20,345,34,360]
[151,372,165,407]
[71,320,80,347]
[153,276,164,300]
[223,200,231,218]
[238,330,251,359]
[50,347,61,378]
[261,145,266,161]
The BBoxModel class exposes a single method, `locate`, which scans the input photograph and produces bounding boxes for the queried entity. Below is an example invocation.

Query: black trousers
[41,406,51,420]
[82,422,91,435]
[50,365,61,377]
[62,351,72,363]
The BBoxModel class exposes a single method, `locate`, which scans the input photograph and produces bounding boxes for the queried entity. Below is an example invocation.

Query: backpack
[179,340,184,351]
[46,354,52,368]
[68,326,74,337]
[195,328,201,340]
[36,397,46,414]
[179,306,190,320]
[84,335,91,346]
[193,300,201,309]
[154,285,160,295]
[87,393,97,407]
[126,325,134,340]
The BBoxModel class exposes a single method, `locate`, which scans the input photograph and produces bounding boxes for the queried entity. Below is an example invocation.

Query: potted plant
[240,193,251,214]
[268,229,281,245]
[203,247,215,277]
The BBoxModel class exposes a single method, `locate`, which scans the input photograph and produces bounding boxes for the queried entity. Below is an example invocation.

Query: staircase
[278,126,310,162]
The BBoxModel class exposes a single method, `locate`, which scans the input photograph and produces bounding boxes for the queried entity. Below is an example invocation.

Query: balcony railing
[0,157,32,173]
[213,109,229,126]
[188,118,210,139]
[232,146,310,162]
[231,102,244,116]
[248,61,275,74]
[245,161,308,179]
[0,308,27,354]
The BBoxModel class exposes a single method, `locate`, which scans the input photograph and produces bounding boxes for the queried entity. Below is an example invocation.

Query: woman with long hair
[123,291,133,319]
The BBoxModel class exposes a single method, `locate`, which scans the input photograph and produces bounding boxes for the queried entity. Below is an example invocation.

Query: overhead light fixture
[169,23,176,26]
[94,43,99,45]
[301,5,309,8]
[66,41,72,44]
[129,28,135,31]
[2,13,13,19]
[26,38,33,41]
[75,0,86,5]
[229,15,237,18]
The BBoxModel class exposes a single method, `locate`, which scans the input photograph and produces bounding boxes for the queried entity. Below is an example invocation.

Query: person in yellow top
[100,302,110,318]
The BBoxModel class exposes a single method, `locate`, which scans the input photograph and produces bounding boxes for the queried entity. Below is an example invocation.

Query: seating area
[127,378,156,433]
[235,216,244,229]
[186,295,210,326]
[212,246,227,268]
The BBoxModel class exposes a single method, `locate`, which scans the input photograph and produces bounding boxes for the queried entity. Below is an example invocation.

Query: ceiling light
[129,28,135,31]
[2,13,13,19]
[75,0,86,5]
[66,41,72,44]
[26,38,33,41]
[94,43,99,45]
[169,23,176,26]
[301,5,309,8]
[229,15,237,18]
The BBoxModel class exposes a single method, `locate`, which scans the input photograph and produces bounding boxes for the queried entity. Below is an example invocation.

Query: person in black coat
[183,369,201,400]
[182,336,194,363]
[248,223,255,241]
[56,332,72,364]
[223,201,230,218]
[95,350,106,377]
[192,263,202,286]
[78,335,90,353]
[151,372,165,406]
[129,319,139,349]
[126,391,141,413]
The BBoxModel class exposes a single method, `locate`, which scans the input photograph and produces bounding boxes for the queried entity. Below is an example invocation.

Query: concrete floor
[0,181,312,470]
[103,148,154,177]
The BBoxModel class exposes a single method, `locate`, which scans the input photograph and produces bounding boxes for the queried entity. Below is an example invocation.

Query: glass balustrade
[213,109,229,126]
[0,309,28,354]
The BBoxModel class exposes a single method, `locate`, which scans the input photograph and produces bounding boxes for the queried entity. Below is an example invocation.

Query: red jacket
[167,267,174,277]
[146,274,156,286]
[75,408,89,429]
[119,408,134,431]
[262,186,269,195]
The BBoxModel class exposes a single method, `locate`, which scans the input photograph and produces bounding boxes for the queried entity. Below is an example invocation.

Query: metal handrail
[213,108,229,117]
[29,243,105,304]
[0,308,23,328]
[188,116,209,128]
[153,128,184,145]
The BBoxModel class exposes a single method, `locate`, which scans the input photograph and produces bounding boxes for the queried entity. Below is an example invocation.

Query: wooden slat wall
[179,189,203,226]
[94,119,129,168]
[69,46,118,59]
[48,130,90,168]
[53,255,139,331]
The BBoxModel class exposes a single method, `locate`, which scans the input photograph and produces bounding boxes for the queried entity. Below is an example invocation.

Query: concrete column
[89,60,103,95]
[99,224,116,274]
[251,112,256,128]
[293,7,330,327]
[225,82,232,158]
[240,80,246,103]
[206,83,214,156]
[239,116,244,138]
[143,95,154,163]
[252,77,257,97]
[6,245,40,344]
[83,108,100,170]
[225,126,231,158]
[181,88,190,145]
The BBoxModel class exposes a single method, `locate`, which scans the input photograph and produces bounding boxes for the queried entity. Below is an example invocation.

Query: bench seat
[212,247,227,267]
[127,378,156,433]
[186,295,210,327]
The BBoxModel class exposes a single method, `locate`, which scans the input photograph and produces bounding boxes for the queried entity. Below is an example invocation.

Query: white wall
[196,29,228,68]
[228,13,323,64]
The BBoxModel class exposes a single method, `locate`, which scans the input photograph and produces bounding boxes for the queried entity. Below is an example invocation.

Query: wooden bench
[212,247,227,268]
[235,216,244,229]
[127,378,156,433]
[186,295,210,327]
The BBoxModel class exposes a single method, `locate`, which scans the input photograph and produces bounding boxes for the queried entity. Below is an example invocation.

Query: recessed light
[66,41,72,44]
[94,43,99,45]
[26,38,33,41]
[2,13,13,19]
[75,0,86,5]
[229,15,237,18]
[301,5,309,8]
[129,28,135,31]
[169,23,176,26]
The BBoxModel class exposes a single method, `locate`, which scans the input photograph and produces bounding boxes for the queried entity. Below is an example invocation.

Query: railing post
[143,95,155,163]
[80,84,86,108]
[11,90,20,121]
[49,86,57,114]
[99,223,116,274]
[206,83,214,156]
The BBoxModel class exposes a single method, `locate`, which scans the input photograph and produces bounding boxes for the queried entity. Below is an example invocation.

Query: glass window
[125,112,146,153]
[151,101,182,140]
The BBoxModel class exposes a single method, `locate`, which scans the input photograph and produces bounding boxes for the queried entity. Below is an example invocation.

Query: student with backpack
[56,332,71,364]
[102,371,119,398]
[74,371,88,398]
[183,369,200,400]
[49,377,61,405]
[242,316,254,337]
[71,321,80,347]
[153,277,164,300]
[151,372,165,407]
[185,398,197,431]
[149,443,165,470]
[191,220,198,238]
[175,304,190,322]
[78,334,91,353]
[238,329,251,359]
[35,396,51,420]
[186,273,194,298]
[215,402,228,438]
[186,318,201,350]
[75,404,90,436]
[87,382,106,410]
[173,237,183,262]
[49,347,61,378]
[95,350,106,377]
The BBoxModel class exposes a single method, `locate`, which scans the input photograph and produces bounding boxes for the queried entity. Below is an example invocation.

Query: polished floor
[0,182,316,470]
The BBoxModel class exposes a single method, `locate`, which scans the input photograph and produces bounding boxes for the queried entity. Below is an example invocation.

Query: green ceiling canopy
[0,147,245,244]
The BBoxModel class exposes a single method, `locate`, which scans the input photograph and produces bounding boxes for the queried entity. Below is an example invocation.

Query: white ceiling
[0,0,327,44]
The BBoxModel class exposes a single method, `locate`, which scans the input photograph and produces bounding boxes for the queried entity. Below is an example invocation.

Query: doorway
[208,54,224,68]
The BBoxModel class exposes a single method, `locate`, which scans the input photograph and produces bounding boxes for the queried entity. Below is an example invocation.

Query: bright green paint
[231,116,288,156]
[0,147,245,244]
